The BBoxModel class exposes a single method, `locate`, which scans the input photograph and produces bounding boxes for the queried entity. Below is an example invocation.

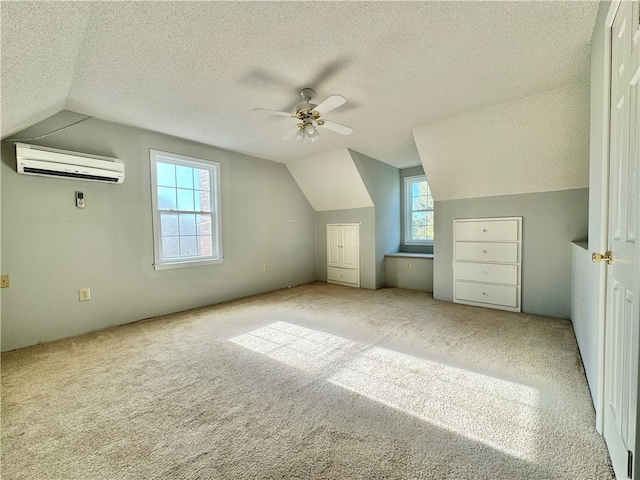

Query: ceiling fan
[253,88,353,143]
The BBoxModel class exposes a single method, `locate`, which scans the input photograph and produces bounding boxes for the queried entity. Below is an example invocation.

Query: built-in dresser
[453,217,522,312]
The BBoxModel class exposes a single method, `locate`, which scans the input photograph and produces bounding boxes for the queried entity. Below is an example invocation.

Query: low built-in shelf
[384,252,433,292]
[384,252,434,259]
[572,241,588,250]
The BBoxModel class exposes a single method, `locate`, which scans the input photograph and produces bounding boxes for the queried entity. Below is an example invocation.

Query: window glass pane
[198,235,212,256]
[426,226,434,239]
[176,165,194,189]
[412,212,427,226]
[194,190,211,212]
[194,169,210,191]
[160,213,179,236]
[179,214,197,236]
[158,187,177,209]
[412,226,428,240]
[177,188,195,211]
[426,211,434,226]
[416,181,429,196]
[180,236,197,257]
[162,236,180,259]
[412,195,430,210]
[196,214,212,235]
[157,163,176,187]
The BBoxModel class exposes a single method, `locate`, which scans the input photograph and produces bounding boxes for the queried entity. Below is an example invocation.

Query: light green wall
[384,256,433,292]
[433,188,588,319]
[350,150,400,288]
[1,112,316,351]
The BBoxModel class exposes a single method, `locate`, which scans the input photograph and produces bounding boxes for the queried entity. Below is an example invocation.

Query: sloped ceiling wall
[413,82,590,201]
[1,3,92,137]
[285,149,374,212]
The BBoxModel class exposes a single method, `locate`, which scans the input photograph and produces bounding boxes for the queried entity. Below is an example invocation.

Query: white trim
[404,174,434,245]
[149,149,223,270]
[153,258,223,271]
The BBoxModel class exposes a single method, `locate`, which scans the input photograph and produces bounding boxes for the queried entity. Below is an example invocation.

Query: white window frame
[404,174,434,245]
[150,149,223,270]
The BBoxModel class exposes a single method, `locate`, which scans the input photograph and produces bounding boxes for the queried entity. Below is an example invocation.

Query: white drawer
[455,242,518,263]
[455,220,519,242]
[455,262,518,285]
[327,266,359,285]
[455,281,518,308]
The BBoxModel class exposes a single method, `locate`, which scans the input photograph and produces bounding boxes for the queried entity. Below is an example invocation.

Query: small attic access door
[327,224,360,288]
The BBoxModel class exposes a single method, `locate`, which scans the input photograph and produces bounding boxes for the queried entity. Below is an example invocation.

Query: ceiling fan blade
[253,108,295,118]
[313,95,346,116]
[282,125,300,141]
[318,120,353,136]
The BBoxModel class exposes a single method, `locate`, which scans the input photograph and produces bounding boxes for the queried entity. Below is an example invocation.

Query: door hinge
[628,450,633,479]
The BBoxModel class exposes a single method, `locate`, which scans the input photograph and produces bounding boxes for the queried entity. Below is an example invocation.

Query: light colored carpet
[1,282,613,479]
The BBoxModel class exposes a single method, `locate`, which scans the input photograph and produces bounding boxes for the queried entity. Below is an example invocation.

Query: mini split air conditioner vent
[15,143,125,184]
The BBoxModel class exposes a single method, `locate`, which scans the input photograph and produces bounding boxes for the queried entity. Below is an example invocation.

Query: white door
[327,224,342,268]
[602,2,640,478]
[341,224,359,270]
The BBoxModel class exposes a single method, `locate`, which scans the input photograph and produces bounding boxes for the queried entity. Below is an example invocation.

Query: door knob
[592,250,613,265]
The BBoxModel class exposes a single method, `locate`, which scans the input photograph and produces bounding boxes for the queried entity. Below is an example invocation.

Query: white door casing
[602,2,640,478]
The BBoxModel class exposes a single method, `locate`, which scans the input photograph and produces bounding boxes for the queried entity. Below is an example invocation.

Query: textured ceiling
[414,83,590,200]
[1,1,599,169]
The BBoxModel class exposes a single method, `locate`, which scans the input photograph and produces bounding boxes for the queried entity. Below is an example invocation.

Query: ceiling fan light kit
[295,124,320,143]
[254,88,353,143]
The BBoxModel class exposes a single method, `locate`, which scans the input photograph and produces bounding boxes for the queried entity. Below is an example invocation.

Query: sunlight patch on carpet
[230,321,540,462]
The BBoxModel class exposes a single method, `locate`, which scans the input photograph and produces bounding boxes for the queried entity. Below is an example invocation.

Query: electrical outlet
[78,288,91,302]
[406,261,412,269]
[263,264,269,273]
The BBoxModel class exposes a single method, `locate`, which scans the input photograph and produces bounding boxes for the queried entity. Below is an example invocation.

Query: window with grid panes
[150,150,222,270]
[404,175,434,244]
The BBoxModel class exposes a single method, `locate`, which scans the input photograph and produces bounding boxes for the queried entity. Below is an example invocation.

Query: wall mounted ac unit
[15,143,125,184]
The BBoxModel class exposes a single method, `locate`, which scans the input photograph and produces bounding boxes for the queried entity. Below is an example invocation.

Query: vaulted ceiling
[2,1,598,170]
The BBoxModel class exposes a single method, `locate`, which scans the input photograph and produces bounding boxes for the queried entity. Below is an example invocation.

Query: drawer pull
[482,292,488,296]
[483,229,488,232]
[482,250,488,254]
[482,271,488,275]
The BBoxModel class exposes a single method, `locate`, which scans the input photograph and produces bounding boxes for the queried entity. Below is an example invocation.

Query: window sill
[153,258,223,270]
[385,252,434,259]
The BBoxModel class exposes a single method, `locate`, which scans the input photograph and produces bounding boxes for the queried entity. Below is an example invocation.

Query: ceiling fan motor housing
[253,88,351,140]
